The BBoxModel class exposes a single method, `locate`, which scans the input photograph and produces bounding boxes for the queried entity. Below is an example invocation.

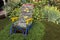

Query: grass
[42,21,60,40]
[0,18,11,30]
[0,18,60,40]
[0,18,45,40]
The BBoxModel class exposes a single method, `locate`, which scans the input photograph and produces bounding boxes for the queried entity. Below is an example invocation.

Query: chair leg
[25,28,28,35]
[10,26,13,34]
[14,28,16,33]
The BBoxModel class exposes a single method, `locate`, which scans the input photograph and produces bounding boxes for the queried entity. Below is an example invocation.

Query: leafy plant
[33,7,39,21]
[32,0,48,8]
[9,8,21,18]
[32,0,48,22]
[41,5,60,23]
[4,0,22,18]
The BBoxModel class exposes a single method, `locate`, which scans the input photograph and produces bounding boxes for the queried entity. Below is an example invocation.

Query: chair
[10,3,34,36]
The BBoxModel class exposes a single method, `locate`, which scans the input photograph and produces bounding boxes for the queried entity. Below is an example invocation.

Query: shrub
[41,5,60,24]
[9,8,20,18]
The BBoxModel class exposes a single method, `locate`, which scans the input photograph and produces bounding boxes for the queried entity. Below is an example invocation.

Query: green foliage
[4,1,22,18]
[33,7,42,22]
[0,21,45,40]
[9,8,20,18]
[32,0,48,8]
[32,0,48,22]
[41,5,60,23]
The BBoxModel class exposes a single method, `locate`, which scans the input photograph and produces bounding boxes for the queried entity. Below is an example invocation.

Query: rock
[0,10,7,19]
